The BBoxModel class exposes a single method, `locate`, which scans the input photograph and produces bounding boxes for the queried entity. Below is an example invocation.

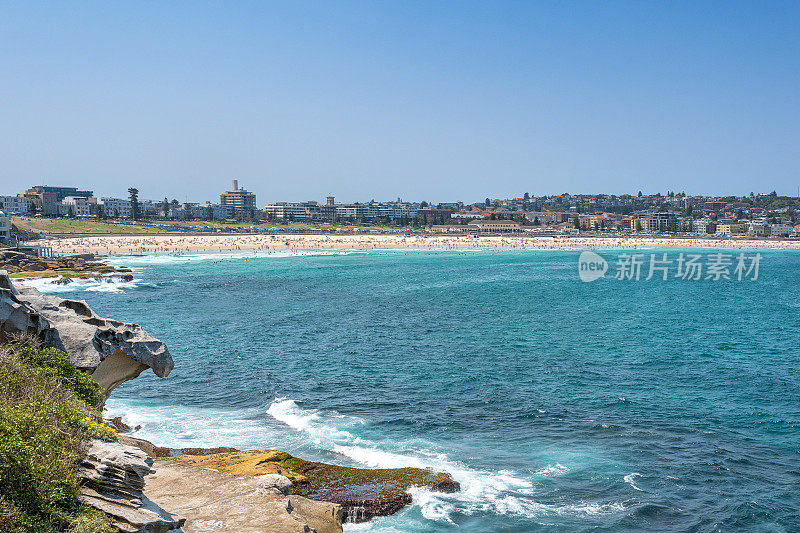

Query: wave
[16,276,142,294]
[533,463,569,476]
[266,399,626,525]
[103,399,278,450]
[102,249,360,266]
[624,472,644,491]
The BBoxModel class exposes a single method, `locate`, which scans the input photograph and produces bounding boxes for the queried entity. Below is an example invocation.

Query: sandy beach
[45,233,800,254]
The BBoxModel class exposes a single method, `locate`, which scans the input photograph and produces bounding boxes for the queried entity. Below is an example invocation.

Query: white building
[61,196,92,217]
[768,224,794,237]
[693,219,713,234]
[0,210,10,242]
[264,202,320,221]
[0,195,28,215]
[99,197,131,218]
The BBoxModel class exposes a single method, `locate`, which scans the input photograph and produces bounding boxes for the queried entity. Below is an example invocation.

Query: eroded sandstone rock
[172,449,461,523]
[145,459,343,533]
[0,270,173,395]
[76,440,185,533]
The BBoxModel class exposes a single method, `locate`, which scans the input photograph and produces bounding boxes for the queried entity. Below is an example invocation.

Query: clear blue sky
[0,1,798,204]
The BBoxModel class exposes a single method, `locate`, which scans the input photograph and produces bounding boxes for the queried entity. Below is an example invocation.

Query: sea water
[24,248,800,531]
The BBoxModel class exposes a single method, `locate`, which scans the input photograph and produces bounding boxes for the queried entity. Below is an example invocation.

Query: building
[263,198,418,223]
[768,224,794,237]
[467,220,522,233]
[430,225,471,233]
[416,207,454,225]
[60,196,92,217]
[0,210,10,242]
[637,212,678,232]
[99,197,131,218]
[693,219,716,234]
[747,219,768,236]
[0,196,28,215]
[716,222,747,236]
[263,202,322,222]
[21,186,93,216]
[220,180,257,219]
[213,204,234,220]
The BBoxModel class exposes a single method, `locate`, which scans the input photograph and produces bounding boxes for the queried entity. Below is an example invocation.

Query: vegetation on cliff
[0,342,117,532]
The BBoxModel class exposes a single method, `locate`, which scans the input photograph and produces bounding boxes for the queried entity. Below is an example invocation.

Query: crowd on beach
[46,233,800,254]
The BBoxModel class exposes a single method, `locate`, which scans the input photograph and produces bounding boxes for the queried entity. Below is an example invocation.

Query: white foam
[103,399,277,450]
[16,276,141,294]
[533,463,569,476]
[266,398,627,524]
[266,398,363,448]
[103,249,358,266]
[624,472,644,491]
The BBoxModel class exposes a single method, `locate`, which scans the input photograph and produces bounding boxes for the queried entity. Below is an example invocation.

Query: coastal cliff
[0,269,173,396]
[0,270,460,532]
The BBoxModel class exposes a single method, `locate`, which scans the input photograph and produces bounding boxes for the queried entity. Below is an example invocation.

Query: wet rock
[173,450,461,523]
[107,416,133,433]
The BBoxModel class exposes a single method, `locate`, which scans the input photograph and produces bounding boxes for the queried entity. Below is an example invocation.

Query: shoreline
[44,233,800,254]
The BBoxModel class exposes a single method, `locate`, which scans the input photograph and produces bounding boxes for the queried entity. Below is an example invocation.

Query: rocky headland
[0,270,460,532]
[0,249,133,283]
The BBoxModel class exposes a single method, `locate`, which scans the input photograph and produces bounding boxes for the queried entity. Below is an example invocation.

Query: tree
[638,191,643,197]
[533,216,540,226]
[485,197,491,206]
[128,188,139,220]
[161,198,170,219]
[27,200,37,216]
[420,201,428,208]
[635,219,643,232]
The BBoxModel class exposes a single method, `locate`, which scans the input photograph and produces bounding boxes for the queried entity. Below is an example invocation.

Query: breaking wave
[16,276,142,294]
[102,249,360,266]
[266,398,627,526]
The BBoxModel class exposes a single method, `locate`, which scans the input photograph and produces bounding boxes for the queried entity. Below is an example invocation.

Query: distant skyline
[1,1,798,203]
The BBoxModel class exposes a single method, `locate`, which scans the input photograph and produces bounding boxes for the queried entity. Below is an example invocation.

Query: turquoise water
[26,248,800,531]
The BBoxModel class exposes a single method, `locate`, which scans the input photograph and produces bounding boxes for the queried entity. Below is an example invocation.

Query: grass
[11,216,402,236]
[0,342,116,532]
[11,218,164,235]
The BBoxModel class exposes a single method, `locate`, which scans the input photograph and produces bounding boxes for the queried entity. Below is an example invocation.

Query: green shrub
[9,345,104,410]
[0,344,114,532]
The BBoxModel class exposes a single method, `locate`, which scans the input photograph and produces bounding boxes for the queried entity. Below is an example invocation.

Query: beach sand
[45,233,800,254]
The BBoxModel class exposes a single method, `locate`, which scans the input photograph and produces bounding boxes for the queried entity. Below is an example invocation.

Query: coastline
[10,247,800,530]
[0,270,458,531]
[45,233,800,254]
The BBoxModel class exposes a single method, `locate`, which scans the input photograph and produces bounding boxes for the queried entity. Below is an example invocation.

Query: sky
[0,1,798,204]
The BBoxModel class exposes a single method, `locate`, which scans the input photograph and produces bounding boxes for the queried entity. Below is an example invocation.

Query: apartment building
[220,180,257,218]
[0,195,28,215]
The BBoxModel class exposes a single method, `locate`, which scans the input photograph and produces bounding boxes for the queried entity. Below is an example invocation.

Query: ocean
[24,248,800,531]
